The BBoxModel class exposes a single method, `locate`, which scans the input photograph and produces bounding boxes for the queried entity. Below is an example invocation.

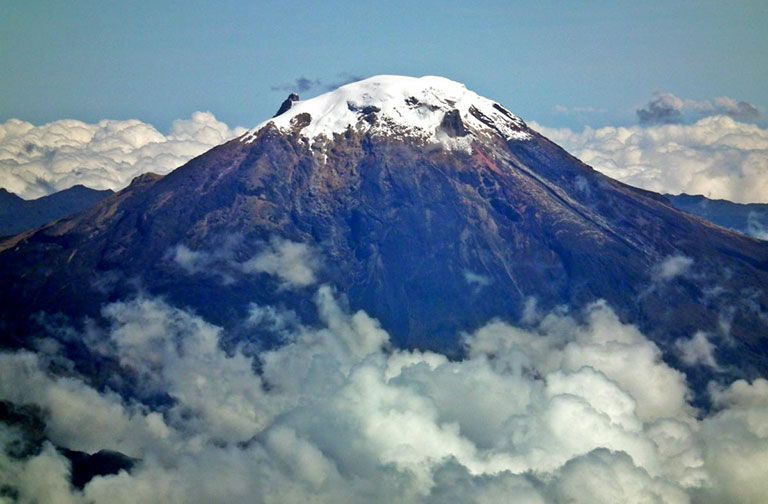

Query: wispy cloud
[271,73,365,94]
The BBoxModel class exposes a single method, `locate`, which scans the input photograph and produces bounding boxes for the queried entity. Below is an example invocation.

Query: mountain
[1,75,767,390]
[666,193,768,240]
[0,185,113,237]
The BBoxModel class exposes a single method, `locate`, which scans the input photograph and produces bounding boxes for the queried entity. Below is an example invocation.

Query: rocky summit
[1,75,767,390]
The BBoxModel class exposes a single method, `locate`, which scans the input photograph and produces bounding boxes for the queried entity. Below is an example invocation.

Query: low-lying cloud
[1,278,767,502]
[0,112,246,199]
[168,236,321,289]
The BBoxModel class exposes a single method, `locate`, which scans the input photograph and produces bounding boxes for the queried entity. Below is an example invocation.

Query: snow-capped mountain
[242,75,531,147]
[1,75,767,390]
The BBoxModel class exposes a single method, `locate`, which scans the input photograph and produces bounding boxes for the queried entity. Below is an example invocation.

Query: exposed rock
[273,93,300,117]
[440,109,469,137]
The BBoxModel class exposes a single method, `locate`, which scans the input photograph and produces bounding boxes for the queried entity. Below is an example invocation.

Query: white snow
[241,75,531,150]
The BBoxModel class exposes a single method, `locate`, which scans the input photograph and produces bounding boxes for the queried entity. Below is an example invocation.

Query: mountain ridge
[0,184,114,237]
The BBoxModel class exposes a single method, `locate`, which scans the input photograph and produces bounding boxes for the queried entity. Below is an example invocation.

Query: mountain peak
[243,75,530,147]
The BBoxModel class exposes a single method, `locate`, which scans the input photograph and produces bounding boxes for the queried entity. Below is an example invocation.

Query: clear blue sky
[1,0,766,130]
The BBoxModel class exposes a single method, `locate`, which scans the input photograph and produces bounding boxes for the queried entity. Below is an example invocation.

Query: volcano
[1,75,767,386]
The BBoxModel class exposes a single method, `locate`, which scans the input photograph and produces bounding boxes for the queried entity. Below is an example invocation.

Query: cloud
[636,93,685,124]
[4,281,768,502]
[0,351,173,458]
[168,236,321,289]
[675,332,719,370]
[271,76,322,93]
[463,270,492,293]
[531,116,768,203]
[0,112,247,199]
[746,211,768,240]
[270,73,365,94]
[636,92,762,125]
[654,255,694,282]
[241,237,321,289]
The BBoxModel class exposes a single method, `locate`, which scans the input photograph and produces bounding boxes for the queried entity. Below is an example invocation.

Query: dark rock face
[59,449,135,489]
[440,109,469,137]
[1,118,767,391]
[273,93,300,117]
[0,185,113,237]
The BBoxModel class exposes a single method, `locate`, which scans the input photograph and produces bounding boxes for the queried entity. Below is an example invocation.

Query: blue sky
[1,0,766,130]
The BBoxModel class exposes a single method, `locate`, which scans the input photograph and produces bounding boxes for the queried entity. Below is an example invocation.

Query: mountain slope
[1,76,767,387]
[0,185,113,237]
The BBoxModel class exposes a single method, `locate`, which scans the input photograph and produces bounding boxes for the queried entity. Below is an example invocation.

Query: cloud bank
[533,116,768,203]
[1,280,767,502]
[0,112,246,199]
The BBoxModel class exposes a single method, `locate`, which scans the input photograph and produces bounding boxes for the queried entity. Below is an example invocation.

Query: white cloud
[168,236,321,289]
[654,255,694,282]
[463,270,492,293]
[675,332,719,370]
[532,116,768,203]
[0,112,246,199]
[2,285,768,503]
[241,237,321,289]
[0,351,174,458]
[0,436,82,504]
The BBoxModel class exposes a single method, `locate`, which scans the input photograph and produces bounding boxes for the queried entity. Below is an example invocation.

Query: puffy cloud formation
[636,92,762,125]
[0,112,246,199]
[1,283,768,502]
[533,116,768,203]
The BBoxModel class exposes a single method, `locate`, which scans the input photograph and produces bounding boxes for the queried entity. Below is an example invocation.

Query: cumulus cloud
[0,112,246,199]
[3,280,768,502]
[636,92,762,125]
[532,116,768,203]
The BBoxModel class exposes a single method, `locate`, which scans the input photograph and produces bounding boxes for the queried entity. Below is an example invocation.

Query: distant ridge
[0,185,113,237]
